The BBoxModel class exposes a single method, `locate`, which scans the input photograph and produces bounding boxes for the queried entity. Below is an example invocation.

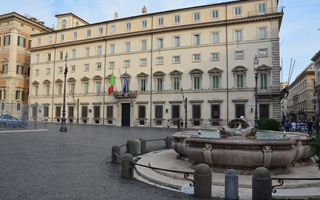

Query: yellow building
[0,12,51,118]
[287,63,315,122]
[29,0,283,127]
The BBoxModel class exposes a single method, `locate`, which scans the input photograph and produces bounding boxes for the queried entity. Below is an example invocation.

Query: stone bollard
[135,139,141,155]
[121,153,134,179]
[126,140,140,156]
[252,167,272,200]
[111,145,121,164]
[165,136,172,149]
[225,169,239,200]
[194,163,212,198]
[139,138,146,154]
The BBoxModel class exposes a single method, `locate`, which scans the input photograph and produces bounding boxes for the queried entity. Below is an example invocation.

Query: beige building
[280,81,288,116]
[287,63,315,122]
[312,50,320,118]
[29,0,283,127]
[0,12,51,118]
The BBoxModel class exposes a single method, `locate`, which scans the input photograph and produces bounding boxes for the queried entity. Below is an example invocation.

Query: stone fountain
[173,119,312,172]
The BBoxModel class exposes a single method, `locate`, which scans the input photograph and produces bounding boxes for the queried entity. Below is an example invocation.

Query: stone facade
[287,63,315,122]
[29,0,283,127]
[312,50,320,119]
[0,12,51,118]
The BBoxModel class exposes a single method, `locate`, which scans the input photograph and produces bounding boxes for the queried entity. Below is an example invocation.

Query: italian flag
[108,72,115,95]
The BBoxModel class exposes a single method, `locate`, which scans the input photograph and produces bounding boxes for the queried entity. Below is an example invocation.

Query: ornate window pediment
[169,70,183,76]
[93,75,102,81]
[68,77,76,82]
[153,71,165,77]
[121,73,132,79]
[43,80,51,84]
[232,65,247,73]
[81,77,90,81]
[137,72,149,78]
[208,67,223,75]
[32,81,39,85]
[189,68,203,75]
[55,79,63,84]
[256,64,272,72]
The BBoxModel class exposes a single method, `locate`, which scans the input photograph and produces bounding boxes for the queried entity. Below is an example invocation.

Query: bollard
[225,169,239,200]
[252,167,272,200]
[165,136,172,149]
[126,140,140,156]
[140,138,146,154]
[194,163,212,198]
[111,146,121,164]
[121,153,134,179]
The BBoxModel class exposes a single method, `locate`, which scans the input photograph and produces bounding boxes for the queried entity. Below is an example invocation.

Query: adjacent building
[287,63,315,122]
[312,50,320,118]
[0,12,51,118]
[29,0,283,127]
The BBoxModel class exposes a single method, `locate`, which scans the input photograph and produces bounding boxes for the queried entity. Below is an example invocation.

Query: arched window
[62,19,67,29]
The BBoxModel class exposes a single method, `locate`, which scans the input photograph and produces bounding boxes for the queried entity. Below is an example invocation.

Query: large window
[81,106,88,118]
[236,74,244,88]
[125,42,131,52]
[258,27,267,40]
[260,73,268,90]
[139,79,146,91]
[106,106,113,124]
[141,40,147,51]
[193,12,200,21]
[174,15,180,24]
[95,81,101,94]
[235,104,245,118]
[43,106,49,118]
[259,104,269,119]
[212,10,219,19]
[68,106,74,118]
[156,78,163,91]
[94,106,100,118]
[17,36,26,47]
[4,35,10,46]
[192,105,201,126]
[212,32,219,44]
[172,105,180,125]
[234,30,242,42]
[109,44,115,54]
[83,81,89,94]
[138,105,146,125]
[211,105,220,125]
[155,105,163,125]
[193,34,200,45]
[173,77,180,90]
[173,36,180,47]
[193,76,201,90]
[234,7,242,16]
[157,38,164,49]
[212,75,220,89]
[258,3,266,15]
[55,106,61,118]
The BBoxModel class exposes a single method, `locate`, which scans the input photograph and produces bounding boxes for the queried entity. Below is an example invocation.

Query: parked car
[296,122,308,132]
[0,115,27,128]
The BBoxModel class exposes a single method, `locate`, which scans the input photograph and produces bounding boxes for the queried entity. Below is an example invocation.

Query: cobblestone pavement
[0,124,217,200]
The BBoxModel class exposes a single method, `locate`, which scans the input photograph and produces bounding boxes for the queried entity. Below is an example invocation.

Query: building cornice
[0,12,52,32]
[30,13,282,52]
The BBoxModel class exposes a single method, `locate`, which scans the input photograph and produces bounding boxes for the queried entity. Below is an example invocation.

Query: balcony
[113,91,137,99]
[247,7,283,17]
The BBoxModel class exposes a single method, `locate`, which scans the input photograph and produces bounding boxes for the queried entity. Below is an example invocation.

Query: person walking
[307,119,313,136]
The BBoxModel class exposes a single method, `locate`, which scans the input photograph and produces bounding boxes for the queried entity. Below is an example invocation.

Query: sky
[0,0,319,84]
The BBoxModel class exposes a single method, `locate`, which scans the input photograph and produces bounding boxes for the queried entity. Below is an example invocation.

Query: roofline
[32,0,274,36]
[311,50,320,62]
[0,12,53,32]
[288,63,315,89]
[55,12,89,25]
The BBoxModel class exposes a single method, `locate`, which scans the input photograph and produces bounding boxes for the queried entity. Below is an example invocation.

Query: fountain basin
[173,130,312,171]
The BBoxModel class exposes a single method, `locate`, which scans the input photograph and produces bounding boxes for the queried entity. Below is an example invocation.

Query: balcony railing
[247,7,283,17]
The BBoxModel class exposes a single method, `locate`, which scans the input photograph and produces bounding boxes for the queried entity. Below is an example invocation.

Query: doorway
[121,103,130,126]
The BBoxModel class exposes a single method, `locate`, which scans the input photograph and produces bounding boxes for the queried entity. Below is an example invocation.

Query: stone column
[121,153,134,179]
[252,167,272,200]
[111,145,120,163]
[225,169,239,200]
[194,163,212,198]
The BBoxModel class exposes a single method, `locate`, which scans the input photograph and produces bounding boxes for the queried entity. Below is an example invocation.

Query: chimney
[142,6,147,14]
[114,12,118,19]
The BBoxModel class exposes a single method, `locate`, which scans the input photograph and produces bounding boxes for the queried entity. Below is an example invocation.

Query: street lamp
[180,88,187,129]
[254,55,259,128]
[59,53,68,132]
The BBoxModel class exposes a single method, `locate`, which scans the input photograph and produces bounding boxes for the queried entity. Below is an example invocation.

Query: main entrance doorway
[121,103,130,126]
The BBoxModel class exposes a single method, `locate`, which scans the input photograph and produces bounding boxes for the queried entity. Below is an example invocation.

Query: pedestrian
[281,114,286,130]
[307,119,313,136]
[291,121,296,132]
[177,119,180,131]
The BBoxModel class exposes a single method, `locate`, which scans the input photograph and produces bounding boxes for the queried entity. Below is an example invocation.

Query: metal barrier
[111,137,194,186]
[272,177,320,193]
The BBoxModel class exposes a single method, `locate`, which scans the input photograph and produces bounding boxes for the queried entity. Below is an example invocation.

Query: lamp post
[180,88,187,129]
[59,53,68,132]
[254,55,259,128]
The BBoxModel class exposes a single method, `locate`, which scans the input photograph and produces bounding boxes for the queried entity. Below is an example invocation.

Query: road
[0,124,216,200]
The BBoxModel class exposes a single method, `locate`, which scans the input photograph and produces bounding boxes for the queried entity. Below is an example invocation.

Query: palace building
[29,0,283,127]
[0,12,51,118]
